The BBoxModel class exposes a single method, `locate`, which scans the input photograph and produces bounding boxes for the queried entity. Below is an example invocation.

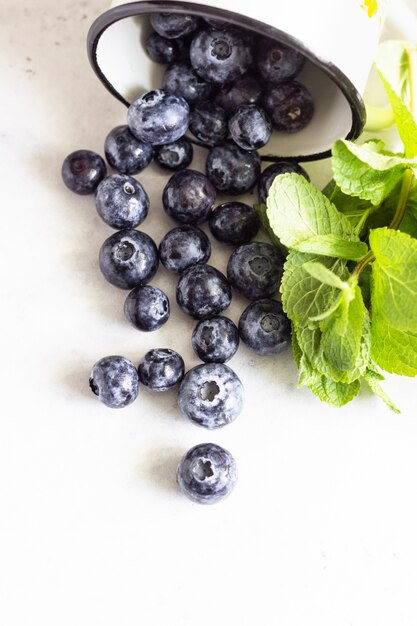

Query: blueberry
[190,27,253,84]
[127,90,189,145]
[263,80,314,132]
[214,73,263,116]
[178,363,243,428]
[61,149,106,195]
[89,355,139,408]
[203,17,229,29]
[162,62,213,104]
[154,137,193,171]
[238,298,291,355]
[162,169,216,224]
[95,174,149,229]
[176,442,238,504]
[145,31,188,64]
[150,13,200,39]
[104,125,153,175]
[99,229,158,289]
[228,104,272,151]
[192,316,239,363]
[206,140,261,195]
[124,285,170,331]
[255,38,305,83]
[227,242,284,300]
[138,348,184,391]
[258,161,310,204]
[159,225,211,273]
[189,101,228,146]
[176,264,231,319]
[208,201,260,245]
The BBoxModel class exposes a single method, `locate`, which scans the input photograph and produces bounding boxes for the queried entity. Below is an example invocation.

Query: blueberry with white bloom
[163,169,216,224]
[208,201,260,245]
[176,264,231,319]
[145,31,188,64]
[177,442,238,504]
[104,125,153,175]
[99,229,158,289]
[190,27,253,84]
[159,225,211,273]
[124,285,170,331]
[206,140,260,195]
[227,242,284,300]
[162,62,213,104]
[61,149,106,195]
[192,316,239,363]
[228,104,272,151]
[127,89,189,145]
[89,355,139,408]
[263,80,314,133]
[150,13,200,39]
[255,38,305,83]
[178,363,244,429]
[258,161,309,205]
[154,137,193,171]
[138,348,184,391]
[238,298,291,355]
[214,73,263,116]
[95,174,149,230]
[189,101,228,146]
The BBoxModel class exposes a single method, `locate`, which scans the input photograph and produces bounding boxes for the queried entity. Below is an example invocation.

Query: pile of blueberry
[61,11,312,504]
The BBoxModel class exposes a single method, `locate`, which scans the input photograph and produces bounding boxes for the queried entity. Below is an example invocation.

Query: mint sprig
[263,39,417,412]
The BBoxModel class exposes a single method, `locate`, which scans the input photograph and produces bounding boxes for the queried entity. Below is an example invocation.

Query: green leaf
[332,139,417,205]
[363,369,401,414]
[303,261,351,290]
[280,250,349,327]
[370,228,417,332]
[370,311,417,376]
[323,179,373,231]
[266,173,360,250]
[376,41,417,158]
[294,234,368,260]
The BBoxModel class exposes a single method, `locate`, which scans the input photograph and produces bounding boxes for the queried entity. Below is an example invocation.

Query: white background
[1,1,417,625]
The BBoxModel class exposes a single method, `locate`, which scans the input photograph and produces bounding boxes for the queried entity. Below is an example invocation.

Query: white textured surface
[1,2,417,626]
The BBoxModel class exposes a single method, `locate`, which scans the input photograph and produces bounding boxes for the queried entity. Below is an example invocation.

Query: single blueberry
[150,13,200,39]
[214,73,263,116]
[255,38,305,83]
[258,161,310,205]
[145,31,189,64]
[228,104,272,151]
[189,101,228,146]
[104,125,153,175]
[206,140,261,195]
[159,225,211,273]
[177,442,238,504]
[138,348,184,391]
[208,201,260,245]
[238,298,291,355]
[124,285,170,331]
[263,80,314,133]
[89,355,139,408]
[190,27,254,84]
[95,174,149,230]
[61,149,106,195]
[192,316,239,363]
[154,137,193,171]
[127,89,189,146]
[227,242,284,300]
[178,363,244,429]
[162,169,216,224]
[162,62,213,104]
[99,229,158,289]
[203,17,229,29]
[176,264,231,319]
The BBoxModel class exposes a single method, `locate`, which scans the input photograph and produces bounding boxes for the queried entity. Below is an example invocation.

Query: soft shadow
[139,446,184,494]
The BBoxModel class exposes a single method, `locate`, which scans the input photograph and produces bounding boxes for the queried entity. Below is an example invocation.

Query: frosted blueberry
[89,355,139,408]
[190,27,253,84]
[177,443,238,504]
[192,316,239,363]
[227,242,284,300]
[61,149,106,195]
[162,169,216,224]
[238,298,291,355]
[138,348,184,391]
[162,62,213,104]
[263,80,314,133]
[127,90,189,146]
[99,229,158,289]
[208,201,260,245]
[176,264,231,319]
[228,104,272,151]
[95,174,149,229]
[178,363,243,429]
[150,13,200,39]
[206,140,261,195]
[258,161,309,205]
[154,137,193,171]
[189,101,228,146]
[124,285,170,331]
[159,225,211,273]
[255,38,305,83]
[104,125,153,175]
[214,73,263,116]
[145,31,189,64]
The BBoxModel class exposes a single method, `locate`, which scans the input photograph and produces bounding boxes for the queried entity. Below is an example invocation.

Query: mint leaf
[294,234,368,260]
[323,179,372,231]
[298,350,361,406]
[266,173,361,251]
[370,228,417,333]
[370,310,417,376]
[376,41,417,158]
[280,250,349,327]
[303,261,352,290]
[332,139,417,205]
[363,368,401,414]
